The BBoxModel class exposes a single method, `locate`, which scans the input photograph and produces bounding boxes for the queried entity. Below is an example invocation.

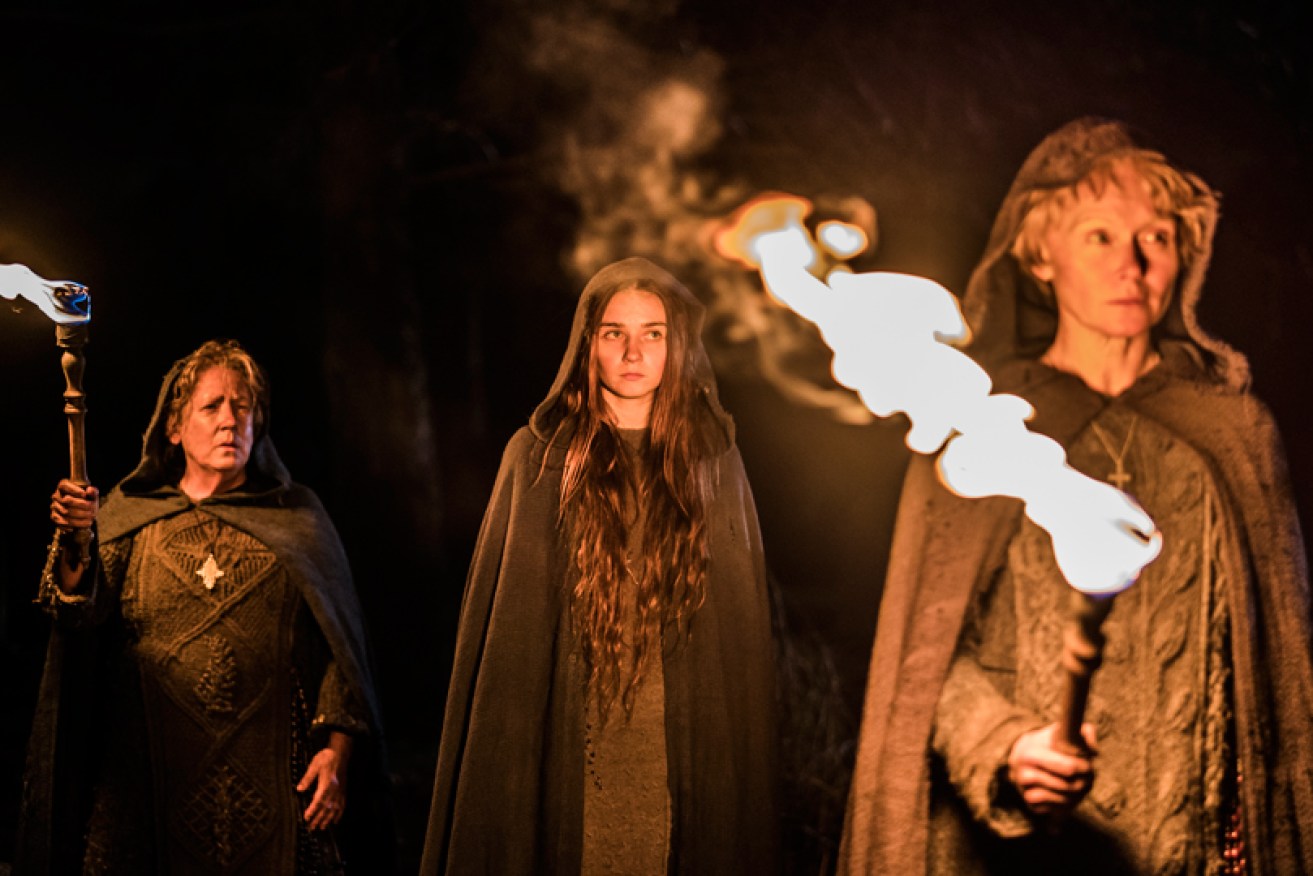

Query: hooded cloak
[17,347,391,874]
[420,258,778,874]
[839,118,1313,875]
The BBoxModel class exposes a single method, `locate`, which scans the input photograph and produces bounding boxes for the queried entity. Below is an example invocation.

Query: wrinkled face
[593,287,668,422]
[1032,162,1180,343]
[169,367,255,482]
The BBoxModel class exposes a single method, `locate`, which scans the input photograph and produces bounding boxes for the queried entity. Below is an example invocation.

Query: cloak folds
[17,349,392,874]
[840,359,1313,875]
[420,258,778,875]
[838,118,1313,875]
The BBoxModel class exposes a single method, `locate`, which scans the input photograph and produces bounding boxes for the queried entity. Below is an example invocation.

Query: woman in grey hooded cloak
[420,258,777,875]
[840,119,1313,875]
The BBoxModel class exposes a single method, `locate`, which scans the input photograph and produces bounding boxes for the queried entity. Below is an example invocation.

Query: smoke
[505,0,877,423]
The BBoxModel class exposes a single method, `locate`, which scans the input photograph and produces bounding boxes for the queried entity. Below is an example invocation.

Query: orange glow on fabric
[714,195,1162,595]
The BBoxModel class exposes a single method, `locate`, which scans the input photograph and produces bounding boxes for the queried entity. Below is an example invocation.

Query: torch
[712,195,1161,751]
[1056,591,1114,754]
[1,263,93,575]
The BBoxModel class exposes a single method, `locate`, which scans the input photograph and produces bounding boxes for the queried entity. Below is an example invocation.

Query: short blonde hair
[165,339,269,438]
[1011,151,1211,279]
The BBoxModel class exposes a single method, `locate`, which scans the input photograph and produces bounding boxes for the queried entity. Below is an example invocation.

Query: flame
[0,263,90,325]
[817,220,868,259]
[713,195,1161,595]
[713,193,816,272]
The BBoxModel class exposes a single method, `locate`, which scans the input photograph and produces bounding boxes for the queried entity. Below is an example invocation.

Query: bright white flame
[0,263,90,325]
[938,395,1161,595]
[818,220,868,258]
[714,196,1161,595]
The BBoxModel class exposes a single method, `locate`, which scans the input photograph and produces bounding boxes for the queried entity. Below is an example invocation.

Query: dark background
[2,1,1310,871]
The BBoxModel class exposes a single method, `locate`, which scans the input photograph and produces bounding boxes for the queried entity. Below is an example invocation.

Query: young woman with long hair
[421,258,777,875]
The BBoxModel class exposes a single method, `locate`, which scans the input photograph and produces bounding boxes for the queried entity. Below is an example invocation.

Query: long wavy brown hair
[545,278,716,721]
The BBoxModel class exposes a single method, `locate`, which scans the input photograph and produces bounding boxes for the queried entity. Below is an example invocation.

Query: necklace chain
[1089,415,1138,491]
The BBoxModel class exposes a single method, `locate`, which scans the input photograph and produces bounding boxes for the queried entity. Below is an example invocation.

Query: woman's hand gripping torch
[1,264,94,590]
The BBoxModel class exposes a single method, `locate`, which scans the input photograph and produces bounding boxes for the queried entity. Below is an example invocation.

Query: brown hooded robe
[419,258,778,875]
[839,119,1313,875]
[17,348,391,875]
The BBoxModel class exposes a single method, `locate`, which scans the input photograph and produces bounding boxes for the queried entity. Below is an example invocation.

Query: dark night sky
[2,0,1310,870]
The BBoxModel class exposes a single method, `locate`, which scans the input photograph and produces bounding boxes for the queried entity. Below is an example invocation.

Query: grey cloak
[420,258,778,875]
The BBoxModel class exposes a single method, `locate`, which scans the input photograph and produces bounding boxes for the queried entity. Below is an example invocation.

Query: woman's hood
[961,116,1247,389]
[529,257,734,452]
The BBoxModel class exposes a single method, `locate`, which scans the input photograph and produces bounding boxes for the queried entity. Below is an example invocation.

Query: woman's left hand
[298,732,353,831]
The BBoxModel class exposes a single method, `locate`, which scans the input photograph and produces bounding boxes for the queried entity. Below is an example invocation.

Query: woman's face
[169,366,255,483]
[592,287,668,427]
[1031,162,1180,344]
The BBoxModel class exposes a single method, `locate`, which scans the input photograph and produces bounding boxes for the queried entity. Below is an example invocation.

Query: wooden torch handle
[1056,589,1115,755]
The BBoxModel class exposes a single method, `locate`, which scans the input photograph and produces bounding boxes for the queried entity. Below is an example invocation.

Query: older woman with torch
[19,339,391,874]
[837,118,1313,875]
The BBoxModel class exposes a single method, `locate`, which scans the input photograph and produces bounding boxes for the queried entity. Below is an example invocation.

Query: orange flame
[713,194,1161,595]
[712,193,816,273]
